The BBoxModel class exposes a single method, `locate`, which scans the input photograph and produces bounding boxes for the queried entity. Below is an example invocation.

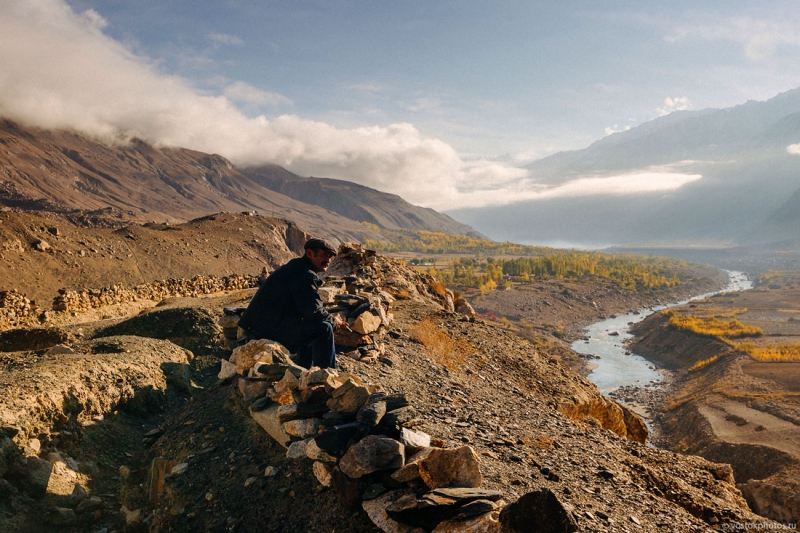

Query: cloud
[208,33,244,46]
[445,172,703,210]
[787,143,800,155]
[604,124,632,136]
[0,0,541,211]
[657,96,689,116]
[223,81,293,107]
[666,15,800,62]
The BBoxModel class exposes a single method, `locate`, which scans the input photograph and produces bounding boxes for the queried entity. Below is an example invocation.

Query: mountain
[450,89,800,248]
[240,165,484,238]
[0,119,481,243]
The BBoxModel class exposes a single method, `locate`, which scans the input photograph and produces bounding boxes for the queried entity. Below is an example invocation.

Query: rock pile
[0,289,38,329]
[51,274,259,313]
[220,337,577,532]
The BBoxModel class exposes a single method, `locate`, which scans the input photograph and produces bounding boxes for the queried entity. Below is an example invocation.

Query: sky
[2,0,800,211]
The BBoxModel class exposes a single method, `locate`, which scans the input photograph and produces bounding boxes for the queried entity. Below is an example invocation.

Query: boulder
[339,435,405,479]
[499,488,578,533]
[238,377,269,403]
[415,446,482,490]
[299,367,339,391]
[327,384,370,413]
[357,401,387,426]
[24,456,52,499]
[352,311,382,335]
[230,339,291,375]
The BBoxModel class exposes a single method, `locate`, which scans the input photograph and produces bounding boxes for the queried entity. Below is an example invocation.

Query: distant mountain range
[451,88,800,248]
[0,119,482,242]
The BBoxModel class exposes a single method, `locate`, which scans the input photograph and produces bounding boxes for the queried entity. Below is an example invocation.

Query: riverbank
[628,272,800,524]
[467,263,728,374]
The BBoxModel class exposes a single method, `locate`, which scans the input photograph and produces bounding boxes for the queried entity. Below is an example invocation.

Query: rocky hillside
[0,243,779,532]
[0,119,481,242]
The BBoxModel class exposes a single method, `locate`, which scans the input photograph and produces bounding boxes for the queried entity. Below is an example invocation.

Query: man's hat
[304,238,337,255]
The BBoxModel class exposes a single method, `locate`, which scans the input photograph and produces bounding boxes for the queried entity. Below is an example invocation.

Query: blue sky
[2,1,800,209]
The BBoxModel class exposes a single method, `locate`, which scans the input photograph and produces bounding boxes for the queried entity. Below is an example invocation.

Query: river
[573,271,753,394]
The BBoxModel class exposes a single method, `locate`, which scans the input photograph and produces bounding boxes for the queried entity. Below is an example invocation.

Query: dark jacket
[239,256,335,343]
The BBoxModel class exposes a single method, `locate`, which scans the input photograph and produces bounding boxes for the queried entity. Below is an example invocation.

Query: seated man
[238,238,343,369]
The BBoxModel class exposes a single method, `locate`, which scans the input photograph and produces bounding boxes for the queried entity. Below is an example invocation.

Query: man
[238,238,344,369]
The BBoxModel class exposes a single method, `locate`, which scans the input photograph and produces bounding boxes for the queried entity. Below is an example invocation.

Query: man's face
[307,248,335,273]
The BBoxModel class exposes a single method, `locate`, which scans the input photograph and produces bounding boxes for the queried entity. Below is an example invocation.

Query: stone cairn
[221,338,509,532]
[209,245,569,532]
[0,289,38,329]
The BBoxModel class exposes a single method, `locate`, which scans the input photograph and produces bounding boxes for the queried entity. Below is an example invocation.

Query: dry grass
[427,279,448,298]
[667,313,763,338]
[688,354,722,372]
[735,342,800,362]
[690,307,749,318]
[410,318,475,372]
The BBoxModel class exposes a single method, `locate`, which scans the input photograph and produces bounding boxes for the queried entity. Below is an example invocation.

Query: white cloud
[604,124,632,136]
[0,1,706,214]
[657,96,689,116]
[208,33,244,46]
[223,81,293,107]
[787,143,800,155]
[666,15,800,62]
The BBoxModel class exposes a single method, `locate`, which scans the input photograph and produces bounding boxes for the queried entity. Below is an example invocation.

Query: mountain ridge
[0,119,481,243]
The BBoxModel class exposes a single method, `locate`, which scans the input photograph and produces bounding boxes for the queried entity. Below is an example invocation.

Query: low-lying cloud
[0,0,702,212]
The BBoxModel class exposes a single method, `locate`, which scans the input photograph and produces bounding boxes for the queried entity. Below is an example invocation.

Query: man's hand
[332,313,347,330]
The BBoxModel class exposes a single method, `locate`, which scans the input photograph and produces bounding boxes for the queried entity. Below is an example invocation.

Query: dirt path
[698,400,800,458]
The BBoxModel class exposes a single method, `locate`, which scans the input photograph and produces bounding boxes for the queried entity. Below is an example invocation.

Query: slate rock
[498,488,578,533]
[362,490,420,533]
[283,418,321,439]
[432,510,502,532]
[315,422,370,457]
[238,377,269,403]
[339,435,405,479]
[357,401,387,426]
[278,403,329,422]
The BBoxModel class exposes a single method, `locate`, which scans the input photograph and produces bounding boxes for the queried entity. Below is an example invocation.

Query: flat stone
[362,490,420,533]
[254,362,303,381]
[357,401,386,426]
[287,439,311,460]
[339,435,405,479]
[499,488,578,533]
[250,404,292,448]
[299,367,338,390]
[218,358,237,379]
[432,509,503,533]
[278,403,329,422]
[327,385,370,413]
[238,377,269,403]
[313,461,334,487]
[274,369,300,393]
[305,439,338,463]
[400,428,431,452]
[301,384,331,403]
[283,418,321,439]
[314,422,370,457]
